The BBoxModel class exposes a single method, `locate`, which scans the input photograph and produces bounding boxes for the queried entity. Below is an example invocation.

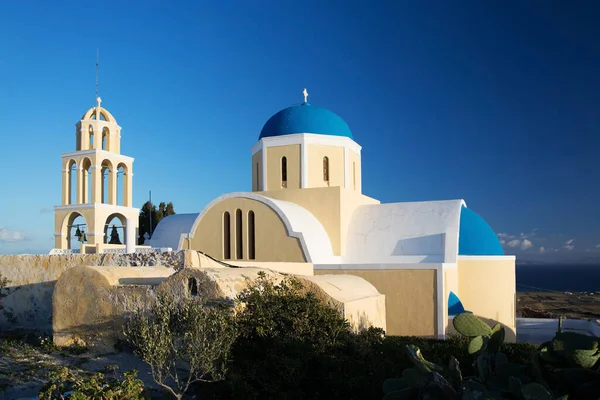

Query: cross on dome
[303,88,308,103]
[96,96,102,108]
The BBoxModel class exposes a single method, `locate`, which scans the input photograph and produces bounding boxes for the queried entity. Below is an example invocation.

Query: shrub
[38,367,147,399]
[223,273,388,399]
[123,293,237,400]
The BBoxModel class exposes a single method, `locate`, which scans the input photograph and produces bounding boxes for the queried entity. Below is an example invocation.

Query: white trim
[251,133,362,156]
[343,146,349,188]
[185,192,334,263]
[458,255,516,261]
[301,136,308,188]
[261,145,267,191]
[61,149,134,164]
[315,262,447,339]
[54,203,140,215]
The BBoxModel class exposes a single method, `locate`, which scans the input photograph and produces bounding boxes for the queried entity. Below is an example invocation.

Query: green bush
[209,273,538,399]
[123,293,237,400]
[38,367,148,399]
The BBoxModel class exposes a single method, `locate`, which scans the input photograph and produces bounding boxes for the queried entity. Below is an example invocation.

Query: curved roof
[458,206,504,256]
[186,192,335,263]
[146,213,199,250]
[81,106,117,124]
[259,103,353,140]
[344,200,465,264]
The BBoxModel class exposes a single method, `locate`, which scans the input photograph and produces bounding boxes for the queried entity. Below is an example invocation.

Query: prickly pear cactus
[453,313,493,337]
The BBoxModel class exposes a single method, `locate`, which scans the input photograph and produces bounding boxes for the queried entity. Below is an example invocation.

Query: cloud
[0,228,26,242]
[596,244,600,249]
[40,208,53,214]
[562,239,575,251]
[507,239,521,248]
[539,246,545,253]
[521,239,533,250]
[500,240,506,245]
[504,238,533,250]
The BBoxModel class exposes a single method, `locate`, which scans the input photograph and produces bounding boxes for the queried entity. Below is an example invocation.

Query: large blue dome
[259,103,353,140]
[458,206,504,256]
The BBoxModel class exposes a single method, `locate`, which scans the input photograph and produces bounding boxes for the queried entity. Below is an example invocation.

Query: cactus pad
[452,312,493,337]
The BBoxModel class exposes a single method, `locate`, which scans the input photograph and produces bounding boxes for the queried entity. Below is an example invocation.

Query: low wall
[0,252,185,331]
[53,266,386,353]
[516,317,600,345]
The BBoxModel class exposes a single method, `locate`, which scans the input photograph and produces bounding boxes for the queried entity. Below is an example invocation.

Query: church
[147,90,517,339]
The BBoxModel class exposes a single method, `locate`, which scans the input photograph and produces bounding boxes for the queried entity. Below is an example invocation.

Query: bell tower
[52,97,139,254]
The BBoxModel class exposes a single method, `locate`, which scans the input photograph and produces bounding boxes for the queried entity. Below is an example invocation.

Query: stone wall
[0,252,185,332]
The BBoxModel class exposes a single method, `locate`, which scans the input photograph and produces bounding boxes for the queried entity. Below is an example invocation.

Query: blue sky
[0,0,599,262]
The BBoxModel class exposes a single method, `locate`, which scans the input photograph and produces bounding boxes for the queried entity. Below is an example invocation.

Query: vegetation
[38,367,147,399]
[12,273,598,399]
[0,272,16,323]
[138,200,175,244]
[123,293,237,399]
[383,313,600,399]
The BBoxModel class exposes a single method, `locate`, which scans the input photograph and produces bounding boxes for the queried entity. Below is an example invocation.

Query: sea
[516,264,600,293]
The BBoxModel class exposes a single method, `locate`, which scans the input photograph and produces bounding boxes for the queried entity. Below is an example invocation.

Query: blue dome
[259,103,353,140]
[458,206,504,256]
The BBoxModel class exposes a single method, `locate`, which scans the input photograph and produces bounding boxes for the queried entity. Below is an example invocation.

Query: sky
[0,0,599,263]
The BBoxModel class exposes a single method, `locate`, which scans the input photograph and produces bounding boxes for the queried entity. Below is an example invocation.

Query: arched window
[323,156,329,182]
[88,125,94,149]
[223,212,231,259]
[235,209,243,259]
[248,211,255,260]
[281,157,287,187]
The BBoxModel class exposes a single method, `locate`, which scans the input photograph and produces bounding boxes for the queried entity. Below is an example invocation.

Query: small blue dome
[259,103,353,140]
[458,206,504,256]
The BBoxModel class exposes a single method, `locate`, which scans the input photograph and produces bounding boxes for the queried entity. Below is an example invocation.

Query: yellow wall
[348,149,361,192]
[306,144,344,188]
[251,150,262,191]
[315,268,438,337]
[189,197,306,262]
[258,187,378,256]
[266,144,301,190]
[456,258,517,342]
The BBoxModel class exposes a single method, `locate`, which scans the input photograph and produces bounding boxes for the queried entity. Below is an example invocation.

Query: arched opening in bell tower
[104,214,127,245]
[100,159,114,204]
[81,158,92,204]
[88,125,95,150]
[102,127,110,151]
[116,163,128,206]
[63,212,88,250]
[67,160,77,205]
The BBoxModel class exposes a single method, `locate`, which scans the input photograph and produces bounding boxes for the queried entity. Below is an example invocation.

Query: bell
[74,227,82,239]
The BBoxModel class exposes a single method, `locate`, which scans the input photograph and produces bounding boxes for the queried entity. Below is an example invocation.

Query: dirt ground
[516,291,600,320]
[0,334,161,400]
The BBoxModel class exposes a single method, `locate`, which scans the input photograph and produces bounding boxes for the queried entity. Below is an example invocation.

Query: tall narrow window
[255,162,259,191]
[323,156,330,182]
[281,157,287,187]
[248,211,255,260]
[235,209,243,259]
[223,212,231,259]
[353,161,356,190]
